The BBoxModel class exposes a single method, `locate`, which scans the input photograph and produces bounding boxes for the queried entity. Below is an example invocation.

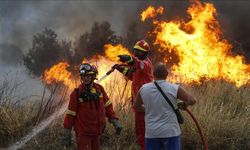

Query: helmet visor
[80,64,93,75]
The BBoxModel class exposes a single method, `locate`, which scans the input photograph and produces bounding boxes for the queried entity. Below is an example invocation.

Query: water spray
[5,64,121,150]
[96,64,118,83]
[7,103,68,150]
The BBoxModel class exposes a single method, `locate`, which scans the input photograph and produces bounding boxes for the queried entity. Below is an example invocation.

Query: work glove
[112,64,124,73]
[61,129,72,148]
[118,55,133,64]
[112,64,120,70]
[109,119,122,135]
[177,101,188,110]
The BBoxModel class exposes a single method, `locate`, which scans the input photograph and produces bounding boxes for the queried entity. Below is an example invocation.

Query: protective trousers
[76,134,100,150]
[135,111,145,150]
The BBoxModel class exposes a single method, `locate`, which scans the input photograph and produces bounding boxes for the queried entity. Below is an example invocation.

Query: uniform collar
[154,79,166,82]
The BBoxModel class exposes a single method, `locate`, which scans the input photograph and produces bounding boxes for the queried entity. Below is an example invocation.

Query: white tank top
[139,80,181,138]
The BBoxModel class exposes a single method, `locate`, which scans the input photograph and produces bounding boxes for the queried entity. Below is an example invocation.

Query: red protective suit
[63,82,117,150]
[122,56,153,150]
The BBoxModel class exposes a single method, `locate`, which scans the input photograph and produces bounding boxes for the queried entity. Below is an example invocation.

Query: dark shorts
[145,136,180,150]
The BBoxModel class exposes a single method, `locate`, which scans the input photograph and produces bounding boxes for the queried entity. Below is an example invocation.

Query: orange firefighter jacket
[124,56,153,100]
[63,83,117,135]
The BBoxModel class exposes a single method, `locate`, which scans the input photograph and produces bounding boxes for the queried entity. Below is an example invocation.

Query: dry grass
[181,80,250,150]
[0,77,68,148]
[0,77,249,150]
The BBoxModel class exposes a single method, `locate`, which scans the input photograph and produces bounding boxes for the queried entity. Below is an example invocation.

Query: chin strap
[135,54,147,60]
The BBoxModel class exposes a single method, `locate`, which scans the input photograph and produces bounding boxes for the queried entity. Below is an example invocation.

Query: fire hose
[98,65,208,150]
[184,108,208,150]
[96,66,115,83]
[97,64,125,83]
[6,64,123,150]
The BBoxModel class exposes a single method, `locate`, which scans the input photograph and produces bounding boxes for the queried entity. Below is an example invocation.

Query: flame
[104,44,131,62]
[82,58,88,63]
[141,6,164,22]
[43,56,119,91]
[42,43,131,92]
[95,56,115,84]
[43,61,74,88]
[42,54,131,107]
[146,1,250,87]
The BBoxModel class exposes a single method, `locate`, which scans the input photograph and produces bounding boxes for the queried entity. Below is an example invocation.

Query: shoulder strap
[154,81,176,111]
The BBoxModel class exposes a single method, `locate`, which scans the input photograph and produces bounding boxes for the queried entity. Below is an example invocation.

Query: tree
[23,28,72,76]
[73,22,122,65]
[23,22,122,76]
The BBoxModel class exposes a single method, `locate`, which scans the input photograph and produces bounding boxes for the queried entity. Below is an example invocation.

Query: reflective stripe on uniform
[127,56,133,63]
[100,93,103,98]
[123,68,129,75]
[91,88,97,93]
[86,71,95,74]
[79,98,84,102]
[105,99,112,107]
[66,109,76,116]
[140,61,144,69]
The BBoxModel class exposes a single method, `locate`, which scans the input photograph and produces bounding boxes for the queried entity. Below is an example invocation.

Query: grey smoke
[0,0,249,61]
[0,63,47,102]
[0,43,23,65]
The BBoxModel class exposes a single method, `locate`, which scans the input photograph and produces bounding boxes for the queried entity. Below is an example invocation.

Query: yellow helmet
[133,40,150,52]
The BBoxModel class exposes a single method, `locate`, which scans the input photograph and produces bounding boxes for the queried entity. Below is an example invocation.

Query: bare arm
[133,92,145,112]
[177,86,196,106]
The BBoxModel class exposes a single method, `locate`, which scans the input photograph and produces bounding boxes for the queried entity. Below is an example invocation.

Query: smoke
[0,1,141,52]
[212,1,250,61]
[0,63,47,102]
[0,0,249,63]
[0,43,22,65]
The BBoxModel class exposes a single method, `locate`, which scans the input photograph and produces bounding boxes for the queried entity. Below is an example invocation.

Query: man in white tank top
[133,62,196,150]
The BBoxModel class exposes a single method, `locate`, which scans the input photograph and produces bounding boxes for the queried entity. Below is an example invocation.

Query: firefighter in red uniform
[62,63,122,150]
[115,40,153,150]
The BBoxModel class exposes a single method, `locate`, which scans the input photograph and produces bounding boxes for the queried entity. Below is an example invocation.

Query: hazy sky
[0,0,250,59]
[0,1,143,51]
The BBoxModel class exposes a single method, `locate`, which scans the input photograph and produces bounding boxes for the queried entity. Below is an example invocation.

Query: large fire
[141,6,164,22]
[43,0,249,92]
[104,44,131,62]
[143,1,250,87]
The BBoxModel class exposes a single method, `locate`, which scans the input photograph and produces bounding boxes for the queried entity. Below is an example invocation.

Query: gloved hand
[112,64,124,73]
[109,119,122,135]
[177,101,188,110]
[61,129,72,147]
[112,64,120,70]
[118,55,133,63]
